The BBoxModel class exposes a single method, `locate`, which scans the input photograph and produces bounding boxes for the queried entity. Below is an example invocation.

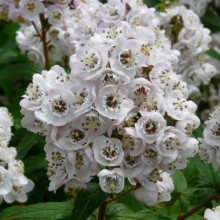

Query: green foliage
[0,200,73,220]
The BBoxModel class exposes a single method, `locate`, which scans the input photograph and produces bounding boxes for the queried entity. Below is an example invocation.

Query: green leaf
[0,49,18,64]
[105,203,171,220]
[0,200,73,220]
[206,49,220,61]
[179,195,190,212]
[0,62,41,80]
[24,153,47,174]
[16,132,43,160]
[186,214,204,220]
[71,183,108,220]
[172,170,187,193]
[202,11,220,32]
[143,0,161,7]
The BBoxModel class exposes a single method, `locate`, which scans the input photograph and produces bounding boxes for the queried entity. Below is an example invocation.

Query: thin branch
[39,13,50,70]
[178,193,220,220]
[106,185,139,205]
[31,21,42,40]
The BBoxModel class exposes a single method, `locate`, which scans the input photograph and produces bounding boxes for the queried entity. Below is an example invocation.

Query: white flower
[99,0,125,23]
[156,127,187,160]
[203,107,220,146]
[70,41,108,81]
[94,85,134,120]
[122,153,144,178]
[51,123,89,151]
[175,114,200,135]
[19,0,44,21]
[98,168,124,193]
[204,206,220,220]
[46,5,65,25]
[3,179,34,203]
[35,87,75,126]
[125,111,166,144]
[21,110,50,136]
[93,136,124,167]
[109,39,146,76]
[0,167,12,195]
[165,90,197,120]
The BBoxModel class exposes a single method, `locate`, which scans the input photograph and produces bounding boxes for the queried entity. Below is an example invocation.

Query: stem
[178,193,220,220]
[97,185,139,220]
[39,13,50,70]
[106,185,139,205]
[98,201,107,220]
[31,21,42,40]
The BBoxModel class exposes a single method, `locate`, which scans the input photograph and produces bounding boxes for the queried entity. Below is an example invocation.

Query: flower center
[81,52,100,72]
[145,120,158,135]
[124,155,139,168]
[211,123,220,137]
[119,49,135,69]
[101,145,120,161]
[106,95,118,108]
[26,2,36,12]
[67,129,85,143]
[50,96,69,116]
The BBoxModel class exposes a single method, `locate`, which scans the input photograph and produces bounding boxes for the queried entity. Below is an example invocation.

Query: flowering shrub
[0,0,220,219]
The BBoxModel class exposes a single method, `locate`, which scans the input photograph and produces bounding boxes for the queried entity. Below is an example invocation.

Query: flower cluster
[0,107,34,204]
[20,0,200,206]
[199,105,220,170]
[160,6,217,97]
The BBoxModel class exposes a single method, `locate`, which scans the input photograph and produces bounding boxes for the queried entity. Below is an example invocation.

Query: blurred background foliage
[0,0,220,219]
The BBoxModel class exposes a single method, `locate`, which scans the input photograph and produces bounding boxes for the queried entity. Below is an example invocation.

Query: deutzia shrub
[0,107,34,204]
[19,0,201,206]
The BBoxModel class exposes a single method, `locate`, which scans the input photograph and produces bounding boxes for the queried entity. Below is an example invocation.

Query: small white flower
[93,136,124,167]
[46,5,65,25]
[165,90,197,120]
[204,206,220,220]
[125,111,166,144]
[98,168,124,193]
[35,87,75,126]
[110,39,146,76]
[94,85,134,120]
[70,42,108,81]
[99,0,125,23]
[19,0,44,21]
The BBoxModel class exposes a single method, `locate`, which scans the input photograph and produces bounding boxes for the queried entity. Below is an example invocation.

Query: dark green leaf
[172,170,187,193]
[24,153,47,174]
[0,63,42,80]
[16,132,42,160]
[202,11,220,32]
[179,195,190,212]
[105,203,171,220]
[143,0,161,7]
[0,200,73,220]
[206,49,220,61]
